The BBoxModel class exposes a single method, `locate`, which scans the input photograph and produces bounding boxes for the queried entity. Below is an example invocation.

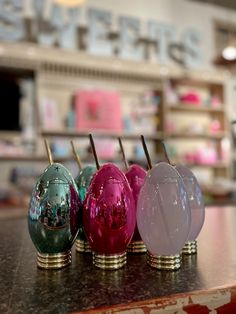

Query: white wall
[22,0,236,70]
[76,0,236,70]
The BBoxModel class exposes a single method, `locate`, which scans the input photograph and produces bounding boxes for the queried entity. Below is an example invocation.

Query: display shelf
[0,155,48,162]
[0,155,71,162]
[167,131,226,139]
[186,162,228,168]
[164,76,230,189]
[41,129,163,141]
[167,103,224,113]
[0,131,22,139]
[0,42,230,197]
[0,154,153,166]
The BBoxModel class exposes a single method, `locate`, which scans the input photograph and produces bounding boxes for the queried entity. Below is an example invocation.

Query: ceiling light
[53,0,86,7]
[222,46,236,61]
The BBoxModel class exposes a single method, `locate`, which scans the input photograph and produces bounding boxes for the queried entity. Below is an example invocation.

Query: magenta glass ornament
[137,162,191,270]
[83,163,135,270]
[175,165,205,254]
[125,164,147,253]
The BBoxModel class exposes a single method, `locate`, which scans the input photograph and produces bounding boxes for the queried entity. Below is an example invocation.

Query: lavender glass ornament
[74,165,97,253]
[175,165,205,255]
[137,162,191,270]
[83,163,136,270]
[125,164,147,253]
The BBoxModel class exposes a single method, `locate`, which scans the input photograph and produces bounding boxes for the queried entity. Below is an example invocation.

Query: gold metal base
[75,239,91,253]
[127,241,147,253]
[147,251,181,270]
[182,241,197,255]
[37,250,71,270]
[93,252,127,270]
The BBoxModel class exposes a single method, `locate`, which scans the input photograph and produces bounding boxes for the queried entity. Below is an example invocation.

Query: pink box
[195,147,217,165]
[180,92,201,105]
[75,90,123,131]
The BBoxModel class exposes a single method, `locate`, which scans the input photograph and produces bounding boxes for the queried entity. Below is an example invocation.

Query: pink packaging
[75,90,123,131]
[211,96,221,108]
[184,152,196,164]
[209,120,221,134]
[195,147,217,165]
[180,92,201,105]
[94,139,116,159]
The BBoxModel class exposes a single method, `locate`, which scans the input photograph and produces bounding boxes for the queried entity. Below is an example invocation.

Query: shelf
[0,42,230,186]
[185,162,228,169]
[167,132,226,139]
[0,155,103,163]
[170,77,225,87]
[0,131,22,139]
[0,155,68,162]
[167,104,224,113]
[3,155,226,168]
[0,154,96,163]
[41,129,163,141]
[0,154,154,165]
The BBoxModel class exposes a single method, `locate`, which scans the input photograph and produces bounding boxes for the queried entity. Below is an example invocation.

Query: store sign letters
[0,0,202,67]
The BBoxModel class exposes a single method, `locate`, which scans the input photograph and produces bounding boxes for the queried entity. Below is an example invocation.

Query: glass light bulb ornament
[125,164,147,253]
[28,163,81,270]
[175,165,205,255]
[137,162,191,270]
[83,163,136,270]
[74,165,97,253]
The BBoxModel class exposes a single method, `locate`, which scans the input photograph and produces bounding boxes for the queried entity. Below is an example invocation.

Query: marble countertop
[1,206,236,314]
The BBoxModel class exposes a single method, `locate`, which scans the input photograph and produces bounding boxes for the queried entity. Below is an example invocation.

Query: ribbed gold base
[182,241,197,255]
[127,241,147,253]
[93,252,127,270]
[75,239,91,253]
[147,251,181,270]
[37,250,71,270]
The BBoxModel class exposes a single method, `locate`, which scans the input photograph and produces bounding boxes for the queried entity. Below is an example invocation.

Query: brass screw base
[127,241,147,253]
[147,251,181,270]
[75,239,91,253]
[93,252,127,270]
[37,250,71,270]
[182,240,197,255]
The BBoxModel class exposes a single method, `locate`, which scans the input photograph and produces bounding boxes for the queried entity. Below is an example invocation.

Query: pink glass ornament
[83,163,135,269]
[137,162,191,260]
[125,164,146,252]
[175,165,205,244]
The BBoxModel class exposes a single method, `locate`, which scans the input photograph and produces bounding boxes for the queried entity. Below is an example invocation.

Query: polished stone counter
[1,206,236,313]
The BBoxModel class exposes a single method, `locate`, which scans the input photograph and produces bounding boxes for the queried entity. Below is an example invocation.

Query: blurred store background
[1,0,236,215]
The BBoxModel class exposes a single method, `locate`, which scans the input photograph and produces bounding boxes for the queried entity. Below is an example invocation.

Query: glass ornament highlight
[83,163,136,270]
[125,164,147,253]
[28,163,81,269]
[137,162,191,270]
[175,165,205,254]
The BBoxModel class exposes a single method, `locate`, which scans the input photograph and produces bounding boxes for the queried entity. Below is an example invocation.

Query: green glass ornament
[74,165,97,253]
[28,163,81,269]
